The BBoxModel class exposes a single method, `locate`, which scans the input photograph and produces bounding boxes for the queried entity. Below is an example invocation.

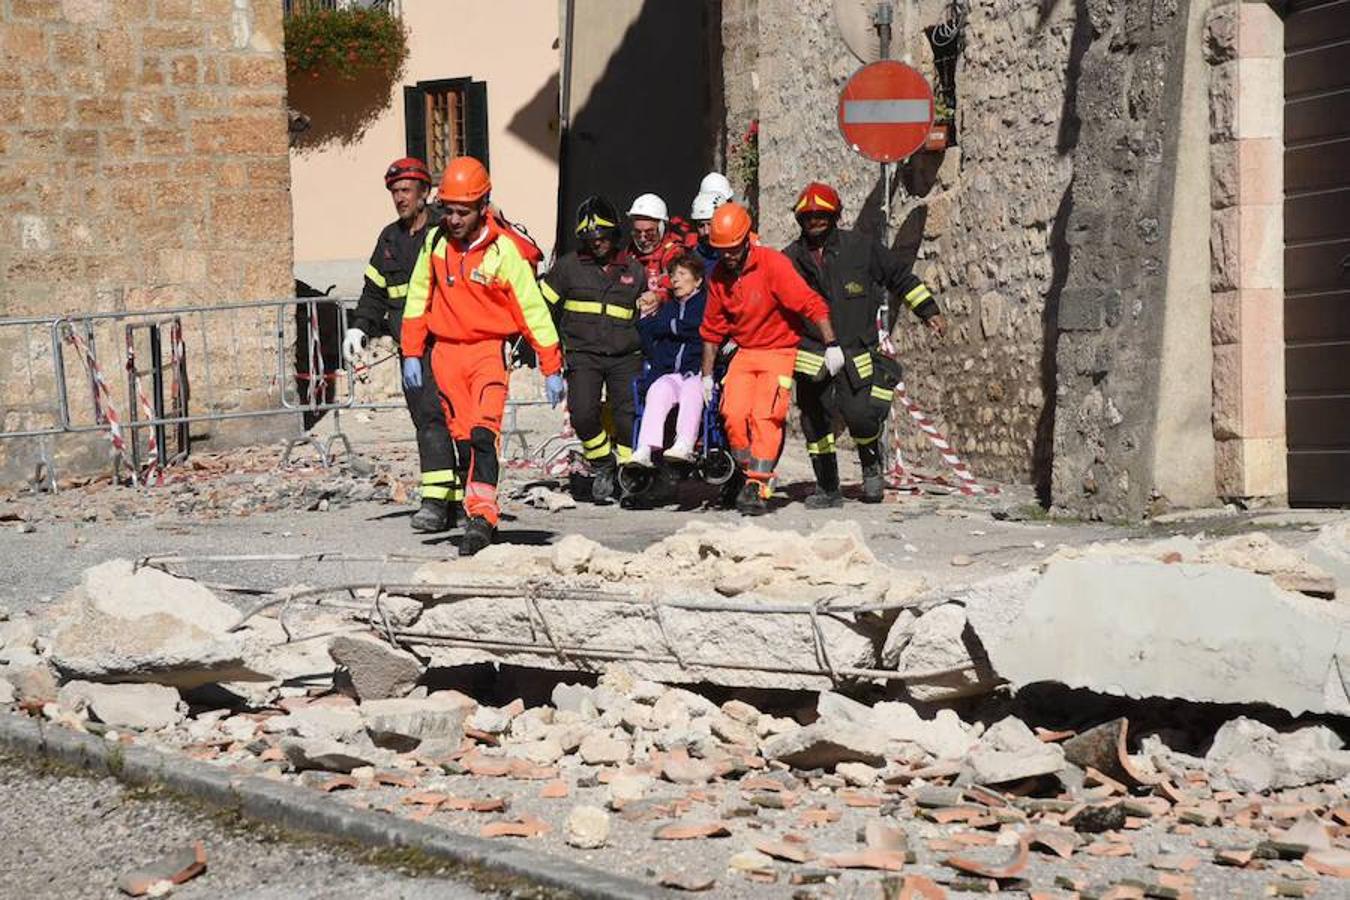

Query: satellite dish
[834,0,898,64]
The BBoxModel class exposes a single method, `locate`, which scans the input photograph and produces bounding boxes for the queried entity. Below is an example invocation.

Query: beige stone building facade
[0,0,293,483]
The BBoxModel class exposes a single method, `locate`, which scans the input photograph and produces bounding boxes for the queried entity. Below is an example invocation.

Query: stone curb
[0,713,666,900]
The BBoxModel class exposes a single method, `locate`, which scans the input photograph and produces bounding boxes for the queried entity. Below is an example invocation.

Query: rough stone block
[1211,290,1240,345]
[1210,206,1239,292]
[1211,343,1242,440]
[1202,4,1237,64]
[1209,60,1238,143]
[191,113,286,155]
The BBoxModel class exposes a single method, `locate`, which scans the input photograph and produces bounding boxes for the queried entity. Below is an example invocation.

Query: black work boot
[860,462,886,503]
[804,453,844,509]
[591,457,618,504]
[410,497,451,532]
[459,515,494,557]
[719,468,746,510]
[735,480,767,516]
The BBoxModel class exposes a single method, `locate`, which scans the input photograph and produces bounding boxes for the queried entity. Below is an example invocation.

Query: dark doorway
[1284,0,1350,505]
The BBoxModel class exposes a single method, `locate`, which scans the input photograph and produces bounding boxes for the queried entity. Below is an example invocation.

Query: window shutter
[403,85,426,161]
[465,80,489,166]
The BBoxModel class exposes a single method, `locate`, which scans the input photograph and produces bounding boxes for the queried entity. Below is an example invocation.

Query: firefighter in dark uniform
[540,196,645,503]
[783,181,947,507]
[342,157,460,531]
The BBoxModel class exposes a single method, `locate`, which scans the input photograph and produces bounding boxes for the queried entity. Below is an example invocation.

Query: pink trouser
[637,373,704,450]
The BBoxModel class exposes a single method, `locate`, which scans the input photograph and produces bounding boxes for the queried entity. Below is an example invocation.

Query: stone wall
[723,0,1076,492]
[725,0,1231,517]
[0,0,294,483]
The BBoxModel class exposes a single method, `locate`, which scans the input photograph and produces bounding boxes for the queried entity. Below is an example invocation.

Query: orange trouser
[430,339,507,525]
[718,347,796,486]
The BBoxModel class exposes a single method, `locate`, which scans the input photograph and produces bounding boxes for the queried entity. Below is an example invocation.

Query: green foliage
[284,5,408,80]
[731,119,759,199]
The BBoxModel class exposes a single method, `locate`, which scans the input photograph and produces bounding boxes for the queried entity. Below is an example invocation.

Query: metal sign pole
[875,4,893,245]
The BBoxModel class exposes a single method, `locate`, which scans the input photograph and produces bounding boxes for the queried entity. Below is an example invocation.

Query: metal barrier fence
[0,296,576,489]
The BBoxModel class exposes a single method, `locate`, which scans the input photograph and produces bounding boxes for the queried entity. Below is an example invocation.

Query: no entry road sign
[837,61,935,162]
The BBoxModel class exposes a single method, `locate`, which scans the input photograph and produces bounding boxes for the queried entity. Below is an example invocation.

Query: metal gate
[1284,0,1350,505]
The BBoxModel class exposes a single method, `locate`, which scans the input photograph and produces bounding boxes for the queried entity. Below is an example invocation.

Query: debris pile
[0,518,1347,896]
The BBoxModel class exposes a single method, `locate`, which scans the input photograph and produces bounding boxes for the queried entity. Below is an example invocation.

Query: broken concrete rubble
[402,521,925,691]
[361,693,472,752]
[1205,717,1350,793]
[327,633,421,701]
[57,680,184,731]
[47,559,266,690]
[761,721,887,770]
[962,717,1067,786]
[965,558,1350,716]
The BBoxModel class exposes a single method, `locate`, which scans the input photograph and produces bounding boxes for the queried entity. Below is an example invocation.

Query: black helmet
[575,195,620,242]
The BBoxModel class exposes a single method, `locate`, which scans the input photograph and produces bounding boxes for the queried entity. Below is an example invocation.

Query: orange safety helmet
[384,156,432,189]
[708,202,753,249]
[438,156,491,204]
[793,181,842,217]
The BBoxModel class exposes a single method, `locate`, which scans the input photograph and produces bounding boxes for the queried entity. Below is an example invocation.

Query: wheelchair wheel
[700,448,737,486]
[618,464,655,497]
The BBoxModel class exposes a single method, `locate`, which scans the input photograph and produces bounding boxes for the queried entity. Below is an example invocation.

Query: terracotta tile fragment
[259,746,286,763]
[658,872,715,891]
[539,780,569,799]
[863,821,907,852]
[653,820,731,841]
[840,790,881,808]
[1085,841,1135,858]
[317,775,359,793]
[894,874,947,899]
[116,842,207,897]
[817,849,907,871]
[373,770,417,789]
[754,839,816,863]
[942,835,1029,879]
[400,791,447,807]
[1303,848,1350,879]
[1215,848,1256,868]
[461,753,512,777]
[1028,829,1076,859]
[479,814,549,838]
[1036,727,1076,743]
[1151,854,1199,872]
[796,807,841,828]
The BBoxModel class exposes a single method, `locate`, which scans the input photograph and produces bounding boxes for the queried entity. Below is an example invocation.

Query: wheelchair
[617,368,738,502]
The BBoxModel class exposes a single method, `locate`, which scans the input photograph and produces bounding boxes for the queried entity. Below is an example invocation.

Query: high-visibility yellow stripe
[777,375,793,389]
[364,264,387,289]
[583,437,612,460]
[404,230,438,321]
[541,280,560,305]
[488,239,561,354]
[421,484,452,500]
[562,300,635,320]
[581,432,609,450]
[855,432,881,446]
[870,386,894,402]
[421,469,459,485]
[806,435,836,455]
[904,283,933,309]
[386,283,409,299]
[615,444,632,464]
[794,350,825,375]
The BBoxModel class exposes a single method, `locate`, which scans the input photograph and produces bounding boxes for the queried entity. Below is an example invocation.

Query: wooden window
[404,78,489,176]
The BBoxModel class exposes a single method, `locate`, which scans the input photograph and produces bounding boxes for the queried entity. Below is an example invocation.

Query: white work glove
[701,375,716,406]
[342,328,368,364]
[824,344,846,377]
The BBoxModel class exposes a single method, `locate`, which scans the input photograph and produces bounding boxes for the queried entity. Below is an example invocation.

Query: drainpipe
[554,0,576,263]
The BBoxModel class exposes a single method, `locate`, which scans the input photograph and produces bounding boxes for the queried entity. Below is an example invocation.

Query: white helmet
[627,192,669,222]
[699,172,735,204]
[690,191,717,221]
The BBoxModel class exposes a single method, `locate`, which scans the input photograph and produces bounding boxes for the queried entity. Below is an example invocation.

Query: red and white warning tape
[125,336,162,486]
[65,327,137,484]
[889,379,997,496]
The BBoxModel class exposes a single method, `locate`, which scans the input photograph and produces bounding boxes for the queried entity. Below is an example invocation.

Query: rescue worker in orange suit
[402,157,565,556]
[540,197,644,504]
[699,203,841,516]
[783,182,946,507]
[342,158,460,532]
[624,193,684,317]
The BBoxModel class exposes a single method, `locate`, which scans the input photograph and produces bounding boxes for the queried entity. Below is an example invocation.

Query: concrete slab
[965,558,1350,715]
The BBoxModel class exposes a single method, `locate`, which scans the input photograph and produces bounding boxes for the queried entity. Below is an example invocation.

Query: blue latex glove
[545,373,566,408]
[402,356,423,390]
